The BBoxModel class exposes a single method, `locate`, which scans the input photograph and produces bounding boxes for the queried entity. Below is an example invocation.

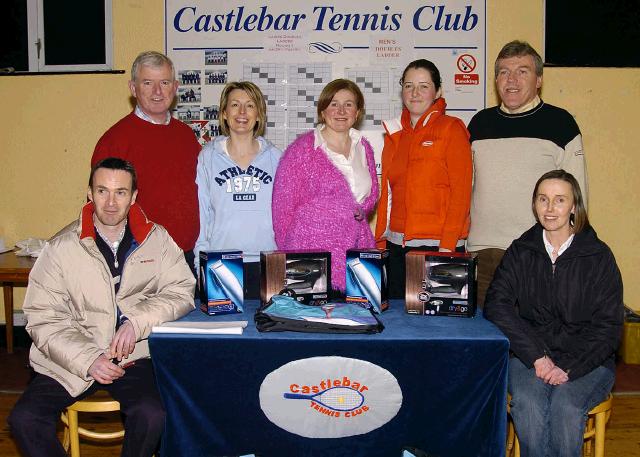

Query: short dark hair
[531,169,589,233]
[317,79,365,125]
[400,59,442,91]
[89,157,138,192]
[495,40,543,78]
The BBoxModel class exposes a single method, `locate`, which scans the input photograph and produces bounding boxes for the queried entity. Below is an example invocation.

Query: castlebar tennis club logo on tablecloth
[259,356,403,438]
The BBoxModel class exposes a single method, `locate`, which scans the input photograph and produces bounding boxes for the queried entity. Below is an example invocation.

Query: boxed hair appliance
[199,250,244,315]
[345,248,389,313]
[260,251,331,305]
[405,251,477,317]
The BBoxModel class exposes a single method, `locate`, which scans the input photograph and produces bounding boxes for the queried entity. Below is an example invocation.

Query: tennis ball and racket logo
[284,386,364,410]
[284,378,370,418]
[259,356,402,438]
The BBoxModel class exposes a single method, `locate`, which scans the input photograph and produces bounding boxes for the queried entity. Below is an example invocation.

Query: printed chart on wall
[165,1,486,171]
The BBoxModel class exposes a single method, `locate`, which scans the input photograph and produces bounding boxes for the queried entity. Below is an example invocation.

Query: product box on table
[260,251,331,305]
[405,251,477,317]
[345,248,389,313]
[199,250,244,315]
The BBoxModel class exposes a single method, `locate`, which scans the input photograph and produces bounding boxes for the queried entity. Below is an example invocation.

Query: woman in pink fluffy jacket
[272,79,379,292]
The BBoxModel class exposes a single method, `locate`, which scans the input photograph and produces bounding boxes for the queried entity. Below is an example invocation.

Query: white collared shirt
[134,105,171,125]
[314,125,371,203]
[543,230,574,263]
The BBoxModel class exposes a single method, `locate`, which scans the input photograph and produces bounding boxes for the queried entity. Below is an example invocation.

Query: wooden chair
[60,390,124,457]
[582,394,613,457]
[506,393,613,457]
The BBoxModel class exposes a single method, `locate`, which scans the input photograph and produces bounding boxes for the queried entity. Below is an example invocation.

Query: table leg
[3,284,13,354]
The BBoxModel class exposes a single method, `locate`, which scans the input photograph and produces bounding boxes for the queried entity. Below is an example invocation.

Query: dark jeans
[471,248,505,308]
[8,359,164,457]
[508,357,614,457]
[387,241,465,299]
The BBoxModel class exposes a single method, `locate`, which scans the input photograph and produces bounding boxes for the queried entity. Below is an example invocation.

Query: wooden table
[0,251,36,353]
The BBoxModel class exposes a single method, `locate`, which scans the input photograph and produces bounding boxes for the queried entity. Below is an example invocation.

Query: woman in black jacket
[484,170,623,457]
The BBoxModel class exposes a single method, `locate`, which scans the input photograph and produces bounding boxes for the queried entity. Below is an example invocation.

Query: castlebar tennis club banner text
[165,0,486,168]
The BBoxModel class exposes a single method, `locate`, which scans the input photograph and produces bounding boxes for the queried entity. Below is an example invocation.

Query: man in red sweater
[93,51,200,274]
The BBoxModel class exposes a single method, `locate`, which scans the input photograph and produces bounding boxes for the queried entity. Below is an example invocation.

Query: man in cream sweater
[467,40,587,306]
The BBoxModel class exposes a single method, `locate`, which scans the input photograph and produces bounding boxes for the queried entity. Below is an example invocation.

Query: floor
[1,337,639,456]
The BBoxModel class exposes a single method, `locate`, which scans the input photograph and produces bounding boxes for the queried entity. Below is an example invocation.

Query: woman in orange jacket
[375,59,472,298]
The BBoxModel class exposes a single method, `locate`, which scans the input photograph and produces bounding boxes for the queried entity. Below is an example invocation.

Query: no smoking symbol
[457,54,476,73]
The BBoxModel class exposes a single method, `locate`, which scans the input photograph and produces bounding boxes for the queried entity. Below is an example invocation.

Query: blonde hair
[219,81,267,137]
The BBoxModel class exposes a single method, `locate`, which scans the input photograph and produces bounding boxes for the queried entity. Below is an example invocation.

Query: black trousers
[471,248,505,308]
[8,358,164,457]
[387,241,466,299]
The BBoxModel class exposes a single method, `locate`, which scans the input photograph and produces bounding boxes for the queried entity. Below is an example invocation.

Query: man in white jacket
[8,157,195,457]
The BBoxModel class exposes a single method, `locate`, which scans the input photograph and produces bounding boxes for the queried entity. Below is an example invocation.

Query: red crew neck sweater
[92,112,200,251]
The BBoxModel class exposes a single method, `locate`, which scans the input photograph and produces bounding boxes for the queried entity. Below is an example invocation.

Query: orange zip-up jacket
[375,98,472,251]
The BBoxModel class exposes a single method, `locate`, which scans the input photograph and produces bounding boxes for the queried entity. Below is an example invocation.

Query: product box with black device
[345,248,389,313]
[199,250,244,315]
[405,251,477,317]
[260,251,331,305]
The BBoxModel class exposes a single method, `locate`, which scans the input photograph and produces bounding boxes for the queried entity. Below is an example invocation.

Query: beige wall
[1,0,639,319]
[485,0,640,313]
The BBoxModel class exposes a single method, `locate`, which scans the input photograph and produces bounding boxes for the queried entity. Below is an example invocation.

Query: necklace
[95,223,127,268]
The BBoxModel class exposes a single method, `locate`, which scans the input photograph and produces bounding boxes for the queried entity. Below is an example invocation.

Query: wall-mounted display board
[165,0,486,168]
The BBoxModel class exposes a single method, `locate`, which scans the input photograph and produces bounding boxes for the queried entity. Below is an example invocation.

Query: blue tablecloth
[149,300,509,457]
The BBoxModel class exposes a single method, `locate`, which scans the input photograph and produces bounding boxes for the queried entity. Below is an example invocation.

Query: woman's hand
[533,355,555,380]
[353,207,365,221]
[545,366,569,385]
[534,356,569,385]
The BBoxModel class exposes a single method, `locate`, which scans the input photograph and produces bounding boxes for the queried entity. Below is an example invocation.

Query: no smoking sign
[456,54,476,73]
[455,53,479,85]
